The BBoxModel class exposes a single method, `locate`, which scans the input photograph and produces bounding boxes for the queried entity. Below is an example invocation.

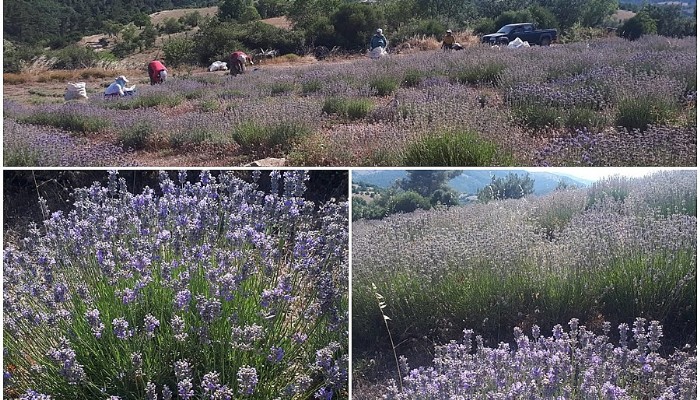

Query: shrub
[268,82,296,95]
[471,18,496,35]
[403,130,504,166]
[198,99,220,112]
[51,45,99,70]
[402,69,423,88]
[231,121,313,156]
[302,79,323,94]
[109,93,183,110]
[331,3,386,50]
[369,76,399,96]
[119,120,153,150]
[615,96,676,131]
[163,37,197,67]
[4,143,40,166]
[619,12,658,40]
[452,62,505,86]
[2,171,348,399]
[393,19,447,42]
[18,112,110,134]
[565,107,606,130]
[390,191,431,214]
[513,104,563,130]
[160,17,186,34]
[322,97,373,120]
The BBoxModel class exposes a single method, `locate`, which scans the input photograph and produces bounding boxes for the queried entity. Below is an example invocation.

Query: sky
[521,167,693,182]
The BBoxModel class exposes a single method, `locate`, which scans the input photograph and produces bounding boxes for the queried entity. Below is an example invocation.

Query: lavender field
[3,171,349,399]
[4,35,696,167]
[352,171,696,398]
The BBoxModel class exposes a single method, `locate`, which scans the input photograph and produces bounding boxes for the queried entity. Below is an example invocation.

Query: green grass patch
[403,130,507,166]
[322,97,374,121]
[231,121,313,156]
[615,96,677,131]
[452,62,505,86]
[268,82,296,95]
[198,99,220,112]
[302,79,323,94]
[108,92,183,110]
[369,76,399,96]
[18,112,109,134]
[119,120,153,150]
[4,144,40,166]
[512,104,563,130]
[402,69,424,88]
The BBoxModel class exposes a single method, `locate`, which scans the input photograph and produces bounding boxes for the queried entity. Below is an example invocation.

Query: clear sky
[522,167,691,182]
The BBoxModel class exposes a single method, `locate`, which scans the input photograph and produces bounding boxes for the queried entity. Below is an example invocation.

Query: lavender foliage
[3,170,348,398]
[382,319,696,399]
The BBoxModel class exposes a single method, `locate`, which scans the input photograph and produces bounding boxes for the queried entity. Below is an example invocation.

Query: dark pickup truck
[481,23,557,46]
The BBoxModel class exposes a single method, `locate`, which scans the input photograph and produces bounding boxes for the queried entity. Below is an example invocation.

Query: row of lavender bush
[382,318,696,399]
[3,171,348,399]
[353,171,696,356]
[4,35,696,166]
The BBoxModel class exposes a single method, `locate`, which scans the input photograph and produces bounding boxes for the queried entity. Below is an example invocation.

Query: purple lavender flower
[267,346,285,363]
[162,385,173,400]
[19,389,53,400]
[112,318,132,340]
[85,309,105,338]
[178,378,194,399]
[237,366,258,395]
[175,289,192,310]
[174,359,192,381]
[172,315,188,342]
[146,381,157,400]
[46,338,86,384]
[143,314,160,338]
[195,295,222,323]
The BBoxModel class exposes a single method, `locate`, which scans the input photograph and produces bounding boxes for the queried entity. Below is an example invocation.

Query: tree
[618,11,657,40]
[645,5,695,37]
[389,191,431,214]
[163,36,196,66]
[139,21,158,49]
[330,3,385,50]
[219,0,248,21]
[580,0,617,27]
[398,171,461,198]
[133,13,152,28]
[477,173,534,202]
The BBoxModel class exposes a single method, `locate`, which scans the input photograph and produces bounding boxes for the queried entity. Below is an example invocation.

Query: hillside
[353,170,592,196]
[3,0,217,45]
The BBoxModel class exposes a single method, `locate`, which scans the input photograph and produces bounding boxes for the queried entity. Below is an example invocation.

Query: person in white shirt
[104,76,134,97]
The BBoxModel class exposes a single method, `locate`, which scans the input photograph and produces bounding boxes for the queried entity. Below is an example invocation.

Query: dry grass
[261,16,293,30]
[400,31,480,52]
[149,6,218,25]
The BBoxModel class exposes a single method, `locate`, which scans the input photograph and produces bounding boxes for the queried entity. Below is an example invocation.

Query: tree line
[352,171,542,221]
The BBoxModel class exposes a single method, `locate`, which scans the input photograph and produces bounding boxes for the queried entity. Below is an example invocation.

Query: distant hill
[353,170,592,196]
[3,0,217,45]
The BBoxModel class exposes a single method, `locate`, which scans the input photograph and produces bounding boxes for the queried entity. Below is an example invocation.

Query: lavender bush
[3,170,348,399]
[4,35,695,166]
[353,171,696,355]
[382,318,696,399]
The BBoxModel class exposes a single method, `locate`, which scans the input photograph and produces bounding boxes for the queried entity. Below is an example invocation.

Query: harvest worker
[229,50,254,75]
[104,75,134,97]
[442,30,456,50]
[370,28,387,51]
[148,59,167,85]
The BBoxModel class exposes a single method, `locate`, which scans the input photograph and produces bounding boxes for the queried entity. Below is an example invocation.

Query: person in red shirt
[229,51,254,75]
[148,59,167,85]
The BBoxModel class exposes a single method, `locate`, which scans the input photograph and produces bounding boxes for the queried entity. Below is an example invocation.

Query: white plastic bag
[208,61,229,72]
[507,37,530,49]
[64,82,88,100]
[368,47,388,59]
